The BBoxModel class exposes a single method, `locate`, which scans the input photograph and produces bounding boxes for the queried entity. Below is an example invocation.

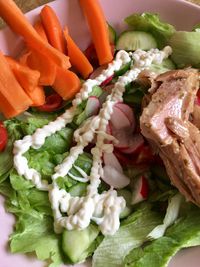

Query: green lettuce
[125,13,175,48]
[10,213,63,267]
[92,205,162,267]
[124,206,200,267]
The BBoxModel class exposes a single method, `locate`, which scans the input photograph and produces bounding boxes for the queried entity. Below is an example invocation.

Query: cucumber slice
[116,31,157,51]
[69,183,87,197]
[108,23,117,44]
[114,61,131,77]
[62,225,99,263]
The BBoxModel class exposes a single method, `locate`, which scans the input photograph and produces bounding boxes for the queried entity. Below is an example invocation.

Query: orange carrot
[53,67,81,100]
[0,0,70,69]
[6,56,40,92]
[79,0,113,65]
[63,27,93,78]
[26,49,57,86]
[0,90,24,118]
[0,51,33,111]
[27,86,46,106]
[40,5,65,53]
[33,19,48,42]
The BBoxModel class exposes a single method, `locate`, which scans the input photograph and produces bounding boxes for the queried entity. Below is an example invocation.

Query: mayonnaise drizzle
[13,47,172,235]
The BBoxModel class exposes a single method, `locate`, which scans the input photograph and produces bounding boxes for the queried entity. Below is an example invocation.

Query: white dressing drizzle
[13,47,172,235]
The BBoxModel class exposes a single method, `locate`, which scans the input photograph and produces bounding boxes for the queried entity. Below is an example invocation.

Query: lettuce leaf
[125,13,175,48]
[124,206,200,267]
[92,204,162,267]
[10,213,63,267]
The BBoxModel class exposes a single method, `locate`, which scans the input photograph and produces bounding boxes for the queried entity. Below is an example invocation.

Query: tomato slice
[0,121,8,152]
[37,93,63,112]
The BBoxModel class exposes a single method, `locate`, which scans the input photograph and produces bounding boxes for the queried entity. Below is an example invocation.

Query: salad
[1,0,200,267]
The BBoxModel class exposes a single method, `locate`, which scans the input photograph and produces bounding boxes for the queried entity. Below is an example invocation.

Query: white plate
[0,0,200,266]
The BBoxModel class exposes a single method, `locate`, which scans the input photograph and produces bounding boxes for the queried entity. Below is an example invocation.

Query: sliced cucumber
[114,61,131,77]
[62,225,99,263]
[108,23,117,44]
[69,183,87,197]
[116,31,157,51]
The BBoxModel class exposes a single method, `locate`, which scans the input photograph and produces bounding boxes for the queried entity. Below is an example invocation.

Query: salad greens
[124,13,176,48]
[1,8,200,267]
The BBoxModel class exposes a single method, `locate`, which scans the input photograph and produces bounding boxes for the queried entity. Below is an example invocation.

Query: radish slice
[106,122,112,135]
[103,152,123,173]
[110,106,131,130]
[131,175,149,205]
[102,165,130,189]
[115,102,135,129]
[119,134,144,153]
[101,75,114,87]
[85,96,100,117]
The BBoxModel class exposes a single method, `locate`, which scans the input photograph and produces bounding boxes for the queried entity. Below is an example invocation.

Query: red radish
[103,152,123,173]
[106,122,112,135]
[85,96,100,117]
[115,102,135,128]
[102,165,130,189]
[131,175,149,205]
[101,75,114,87]
[110,106,131,130]
[119,134,144,153]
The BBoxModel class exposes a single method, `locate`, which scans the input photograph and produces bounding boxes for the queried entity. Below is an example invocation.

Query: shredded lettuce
[124,206,200,267]
[92,204,162,267]
[147,193,183,239]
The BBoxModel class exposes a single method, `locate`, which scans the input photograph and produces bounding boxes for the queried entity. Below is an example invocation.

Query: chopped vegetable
[92,205,162,267]
[63,27,93,78]
[37,93,63,112]
[108,23,117,44]
[40,5,65,53]
[62,225,99,263]
[53,67,81,100]
[131,175,149,205]
[33,19,48,42]
[147,193,183,239]
[0,0,71,68]
[79,0,113,65]
[125,12,175,48]
[27,86,46,107]
[0,51,33,117]
[169,31,200,67]
[25,49,57,86]
[6,56,40,93]
[116,31,157,51]
[0,121,8,152]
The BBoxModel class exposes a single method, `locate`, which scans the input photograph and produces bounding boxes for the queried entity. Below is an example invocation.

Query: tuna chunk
[140,69,200,205]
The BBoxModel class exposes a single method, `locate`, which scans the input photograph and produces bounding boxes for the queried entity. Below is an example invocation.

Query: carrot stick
[0,51,33,111]
[33,19,48,42]
[26,50,57,86]
[0,90,24,118]
[40,5,65,53]
[27,86,46,106]
[0,0,70,69]
[53,67,81,100]
[63,27,93,78]
[6,56,40,92]
[79,0,113,65]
